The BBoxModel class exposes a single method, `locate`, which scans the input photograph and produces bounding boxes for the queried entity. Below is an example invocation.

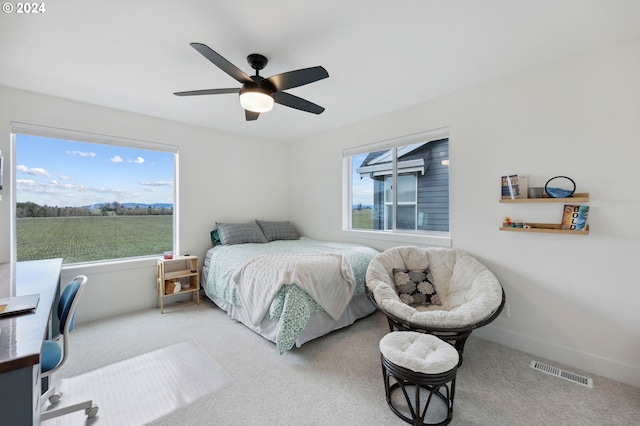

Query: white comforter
[233,253,356,327]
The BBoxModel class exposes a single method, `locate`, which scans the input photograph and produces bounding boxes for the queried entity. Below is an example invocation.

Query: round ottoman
[379,331,459,426]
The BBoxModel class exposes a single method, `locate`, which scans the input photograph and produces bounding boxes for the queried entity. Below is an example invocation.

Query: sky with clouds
[16,134,174,207]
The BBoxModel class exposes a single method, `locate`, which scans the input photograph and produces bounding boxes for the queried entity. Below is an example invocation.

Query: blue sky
[351,153,374,206]
[16,134,174,207]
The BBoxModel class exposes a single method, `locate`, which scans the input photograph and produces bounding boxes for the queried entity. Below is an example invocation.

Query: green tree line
[17,201,173,218]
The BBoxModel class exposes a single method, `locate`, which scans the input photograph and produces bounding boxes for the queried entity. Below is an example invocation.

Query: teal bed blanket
[204,237,379,353]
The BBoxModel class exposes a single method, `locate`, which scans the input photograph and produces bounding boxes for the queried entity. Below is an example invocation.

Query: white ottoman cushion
[380,331,459,375]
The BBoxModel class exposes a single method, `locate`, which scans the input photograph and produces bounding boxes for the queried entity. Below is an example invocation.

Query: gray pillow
[216,222,267,245]
[256,220,300,241]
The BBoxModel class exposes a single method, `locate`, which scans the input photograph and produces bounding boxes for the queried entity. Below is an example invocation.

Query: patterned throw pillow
[256,220,300,241]
[216,222,268,245]
[392,268,442,306]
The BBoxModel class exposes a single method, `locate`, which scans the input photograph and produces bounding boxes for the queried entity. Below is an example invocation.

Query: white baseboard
[475,325,640,389]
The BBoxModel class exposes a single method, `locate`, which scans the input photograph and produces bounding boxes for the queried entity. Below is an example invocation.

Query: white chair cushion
[366,246,503,328]
[380,331,459,374]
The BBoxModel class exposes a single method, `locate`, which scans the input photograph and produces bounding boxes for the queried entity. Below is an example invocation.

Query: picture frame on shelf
[501,175,520,199]
[516,175,528,199]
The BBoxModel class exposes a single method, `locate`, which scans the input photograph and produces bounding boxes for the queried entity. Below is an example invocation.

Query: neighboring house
[356,138,449,232]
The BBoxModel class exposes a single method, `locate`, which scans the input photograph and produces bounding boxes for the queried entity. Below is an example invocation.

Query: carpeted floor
[42,340,231,425]
[51,299,640,425]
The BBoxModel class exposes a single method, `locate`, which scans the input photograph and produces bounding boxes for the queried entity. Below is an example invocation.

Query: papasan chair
[366,246,505,366]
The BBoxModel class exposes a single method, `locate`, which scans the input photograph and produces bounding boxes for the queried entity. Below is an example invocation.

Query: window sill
[62,255,159,274]
[342,229,451,247]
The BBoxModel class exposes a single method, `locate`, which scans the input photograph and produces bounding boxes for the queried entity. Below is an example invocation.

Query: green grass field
[17,216,173,264]
[352,209,373,229]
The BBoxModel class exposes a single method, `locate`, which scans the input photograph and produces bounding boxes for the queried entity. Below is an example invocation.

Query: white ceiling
[2,1,640,143]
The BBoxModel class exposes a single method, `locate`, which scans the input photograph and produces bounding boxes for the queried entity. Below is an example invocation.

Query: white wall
[2,39,639,388]
[0,86,290,322]
[288,40,640,387]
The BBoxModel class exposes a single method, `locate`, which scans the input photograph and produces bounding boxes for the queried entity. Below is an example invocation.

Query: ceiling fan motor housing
[244,75,276,95]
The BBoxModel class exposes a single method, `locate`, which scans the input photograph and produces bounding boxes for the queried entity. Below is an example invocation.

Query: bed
[202,225,379,354]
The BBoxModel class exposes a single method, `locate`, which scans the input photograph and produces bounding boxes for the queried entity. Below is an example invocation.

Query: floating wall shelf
[499,223,589,235]
[499,193,589,203]
[499,193,590,235]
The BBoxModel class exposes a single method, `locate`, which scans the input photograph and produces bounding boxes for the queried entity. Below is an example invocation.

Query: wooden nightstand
[156,255,200,313]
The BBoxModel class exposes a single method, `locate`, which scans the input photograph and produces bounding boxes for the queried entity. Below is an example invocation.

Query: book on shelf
[561,205,590,231]
[501,175,520,199]
[517,175,528,199]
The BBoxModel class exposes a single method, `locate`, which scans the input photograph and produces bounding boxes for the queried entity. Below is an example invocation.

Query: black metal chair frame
[368,287,506,366]
[381,353,458,426]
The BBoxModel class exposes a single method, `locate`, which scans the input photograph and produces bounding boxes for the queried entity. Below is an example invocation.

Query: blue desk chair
[41,275,99,421]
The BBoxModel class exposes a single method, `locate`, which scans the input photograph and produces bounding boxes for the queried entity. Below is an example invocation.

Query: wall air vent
[530,361,593,388]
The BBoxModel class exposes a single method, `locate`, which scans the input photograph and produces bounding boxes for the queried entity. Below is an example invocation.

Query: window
[344,128,450,244]
[384,174,417,230]
[13,123,177,264]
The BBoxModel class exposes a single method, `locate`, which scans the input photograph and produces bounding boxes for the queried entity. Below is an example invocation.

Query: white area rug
[42,340,232,425]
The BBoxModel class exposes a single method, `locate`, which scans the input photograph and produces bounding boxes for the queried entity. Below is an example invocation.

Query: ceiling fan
[174,43,329,121]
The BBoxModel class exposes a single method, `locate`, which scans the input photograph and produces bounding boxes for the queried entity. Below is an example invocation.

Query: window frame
[10,122,180,265]
[342,127,451,247]
[384,173,418,230]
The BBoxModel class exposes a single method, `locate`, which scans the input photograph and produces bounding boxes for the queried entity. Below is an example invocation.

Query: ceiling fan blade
[273,91,325,114]
[266,66,329,91]
[173,88,240,96]
[190,43,252,84]
[245,110,260,121]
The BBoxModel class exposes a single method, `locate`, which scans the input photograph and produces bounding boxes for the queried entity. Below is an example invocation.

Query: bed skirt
[202,264,376,348]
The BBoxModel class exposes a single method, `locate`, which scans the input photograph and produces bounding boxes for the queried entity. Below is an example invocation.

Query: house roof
[1,1,639,143]
[357,143,431,178]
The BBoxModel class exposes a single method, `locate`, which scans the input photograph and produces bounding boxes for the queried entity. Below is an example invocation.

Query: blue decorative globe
[544,176,576,198]
[546,187,574,198]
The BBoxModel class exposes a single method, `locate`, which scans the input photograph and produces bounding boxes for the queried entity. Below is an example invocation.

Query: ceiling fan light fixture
[239,87,274,113]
